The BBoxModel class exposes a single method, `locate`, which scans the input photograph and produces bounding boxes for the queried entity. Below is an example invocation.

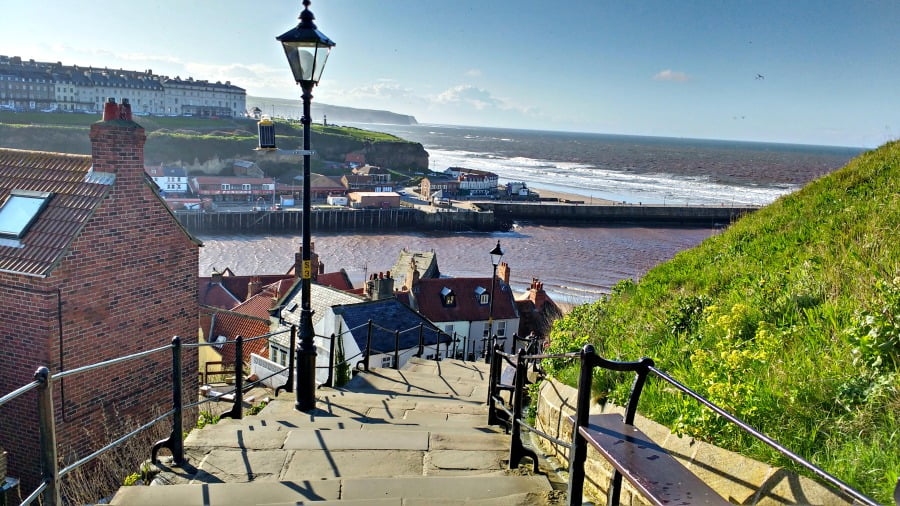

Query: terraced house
[0,98,200,488]
[0,55,246,117]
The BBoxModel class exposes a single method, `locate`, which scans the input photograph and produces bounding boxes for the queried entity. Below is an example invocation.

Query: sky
[2,0,899,148]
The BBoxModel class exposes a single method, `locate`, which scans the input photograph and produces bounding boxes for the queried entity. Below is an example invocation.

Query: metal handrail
[52,344,172,380]
[0,379,40,408]
[648,366,878,506]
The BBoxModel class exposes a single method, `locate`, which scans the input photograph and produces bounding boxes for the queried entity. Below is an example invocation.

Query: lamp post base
[295,349,317,411]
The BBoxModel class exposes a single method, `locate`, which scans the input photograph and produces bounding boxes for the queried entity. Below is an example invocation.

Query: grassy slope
[546,141,899,502]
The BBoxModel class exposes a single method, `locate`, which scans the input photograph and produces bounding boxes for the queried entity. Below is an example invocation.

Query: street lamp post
[485,240,504,363]
[277,0,335,412]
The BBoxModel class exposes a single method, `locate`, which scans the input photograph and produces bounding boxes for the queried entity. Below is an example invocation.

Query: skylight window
[0,190,52,238]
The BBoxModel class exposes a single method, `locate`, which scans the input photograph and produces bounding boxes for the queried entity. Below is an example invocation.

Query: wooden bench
[571,413,729,505]
[567,344,729,506]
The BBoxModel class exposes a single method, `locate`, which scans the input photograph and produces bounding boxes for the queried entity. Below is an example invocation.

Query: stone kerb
[535,378,852,506]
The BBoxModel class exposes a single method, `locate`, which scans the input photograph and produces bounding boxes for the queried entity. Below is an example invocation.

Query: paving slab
[110,480,342,506]
[280,450,425,480]
[339,475,551,501]
[428,449,509,471]
[185,426,288,449]
[195,449,289,482]
[284,429,430,450]
[429,432,509,451]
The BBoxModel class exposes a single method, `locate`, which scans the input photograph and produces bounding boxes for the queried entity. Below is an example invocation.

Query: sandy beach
[529,187,617,205]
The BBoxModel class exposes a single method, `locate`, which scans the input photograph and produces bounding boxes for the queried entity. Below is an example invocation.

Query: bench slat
[576,413,730,506]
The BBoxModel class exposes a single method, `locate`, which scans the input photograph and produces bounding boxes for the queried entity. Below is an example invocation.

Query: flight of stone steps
[110,357,562,505]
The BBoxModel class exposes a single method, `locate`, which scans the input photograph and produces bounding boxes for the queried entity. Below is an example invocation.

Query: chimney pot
[102,97,119,121]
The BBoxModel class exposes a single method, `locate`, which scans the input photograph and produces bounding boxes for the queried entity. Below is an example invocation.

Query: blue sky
[2,0,898,147]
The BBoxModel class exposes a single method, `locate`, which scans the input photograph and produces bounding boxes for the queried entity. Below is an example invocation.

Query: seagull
[756,73,765,80]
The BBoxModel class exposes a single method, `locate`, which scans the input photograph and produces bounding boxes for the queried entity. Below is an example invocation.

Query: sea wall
[476,202,758,225]
[173,208,501,234]
[535,378,851,505]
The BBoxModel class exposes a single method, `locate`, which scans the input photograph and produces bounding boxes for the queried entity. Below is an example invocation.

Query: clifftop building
[0,55,246,117]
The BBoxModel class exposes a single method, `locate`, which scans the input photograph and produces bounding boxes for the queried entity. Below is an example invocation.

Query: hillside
[545,141,899,502]
[0,112,429,172]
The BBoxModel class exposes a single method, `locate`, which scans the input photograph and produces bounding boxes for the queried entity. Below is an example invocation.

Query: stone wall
[534,378,852,505]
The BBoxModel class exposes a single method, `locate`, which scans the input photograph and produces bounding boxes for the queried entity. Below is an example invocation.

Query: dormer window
[0,190,52,238]
[440,287,456,307]
[475,286,489,305]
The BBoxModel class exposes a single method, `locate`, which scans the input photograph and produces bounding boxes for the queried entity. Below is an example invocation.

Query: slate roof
[390,249,440,281]
[332,298,448,354]
[271,283,365,348]
[412,277,518,324]
[0,148,105,277]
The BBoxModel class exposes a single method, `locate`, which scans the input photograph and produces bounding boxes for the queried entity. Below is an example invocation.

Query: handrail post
[275,325,296,396]
[364,320,373,372]
[324,333,336,388]
[394,330,400,370]
[35,366,60,506]
[221,336,244,420]
[567,344,594,506]
[487,344,502,424]
[153,336,184,465]
[416,323,424,358]
[462,333,469,361]
[509,347,536,471]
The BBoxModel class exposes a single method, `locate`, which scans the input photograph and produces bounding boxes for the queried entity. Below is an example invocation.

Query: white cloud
[653,69,690,82]
[465,69,483,77]
[434,85,503,110]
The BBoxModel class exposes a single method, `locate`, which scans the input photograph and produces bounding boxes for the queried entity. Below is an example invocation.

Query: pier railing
[487,343,889,506]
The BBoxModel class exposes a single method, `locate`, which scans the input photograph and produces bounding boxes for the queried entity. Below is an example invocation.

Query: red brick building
[0,98,200,486]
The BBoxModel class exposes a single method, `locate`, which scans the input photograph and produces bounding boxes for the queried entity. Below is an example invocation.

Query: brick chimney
[89,98,146,188]
[247,277,263,300]
[497,262,510,284]
[294,242,320,281]
[366,271,395,301]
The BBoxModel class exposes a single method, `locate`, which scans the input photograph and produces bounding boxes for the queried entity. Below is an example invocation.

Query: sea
[199,125,864,305]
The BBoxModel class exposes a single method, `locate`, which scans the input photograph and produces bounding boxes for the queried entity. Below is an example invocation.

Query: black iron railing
[0,327,295,506]
[488,343,886,506]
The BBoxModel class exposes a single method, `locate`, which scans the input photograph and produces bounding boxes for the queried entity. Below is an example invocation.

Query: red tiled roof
[0,149,104,276]
[316,270,354,291]
[199,280,241,309]
[413,277,518,323]
[207,309,271,365]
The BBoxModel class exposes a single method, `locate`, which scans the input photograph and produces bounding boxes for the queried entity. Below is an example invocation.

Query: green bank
[0,111,428,174]
[545,141,899,502]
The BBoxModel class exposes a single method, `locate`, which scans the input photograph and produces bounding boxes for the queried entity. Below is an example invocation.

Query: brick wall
[0,107,199,490]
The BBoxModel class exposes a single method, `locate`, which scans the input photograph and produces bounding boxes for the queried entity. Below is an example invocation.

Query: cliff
[247,96,418,126]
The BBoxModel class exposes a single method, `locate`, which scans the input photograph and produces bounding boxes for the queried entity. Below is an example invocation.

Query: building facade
[0,55,245,116]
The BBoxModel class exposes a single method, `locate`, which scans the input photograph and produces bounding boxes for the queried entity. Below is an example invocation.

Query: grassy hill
[545,141,899,502]
[0,111,427,172]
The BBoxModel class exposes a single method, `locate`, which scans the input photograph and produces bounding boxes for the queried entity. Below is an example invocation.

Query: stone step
[341,370,487,401]
[211,418,499,433]
[110,475,553,505]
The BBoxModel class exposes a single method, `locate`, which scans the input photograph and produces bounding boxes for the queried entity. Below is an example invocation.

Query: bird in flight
[756,73,765,80]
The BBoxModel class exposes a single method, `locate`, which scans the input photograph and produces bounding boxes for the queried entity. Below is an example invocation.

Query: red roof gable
[206,309,271,365]
[413,277,518,323]
[0,149,104,276]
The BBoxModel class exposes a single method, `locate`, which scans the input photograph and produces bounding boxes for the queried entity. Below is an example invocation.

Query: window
[242,184,251,191]
[0,190,52,238]
[496,321,507,337]
[475,286,488,305]
[440,287,456,307]
[381,356,393,368]
[221,184,231,190]
[444,324,454,335]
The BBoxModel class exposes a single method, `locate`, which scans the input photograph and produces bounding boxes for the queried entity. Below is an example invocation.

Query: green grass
[545,141,900,503]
